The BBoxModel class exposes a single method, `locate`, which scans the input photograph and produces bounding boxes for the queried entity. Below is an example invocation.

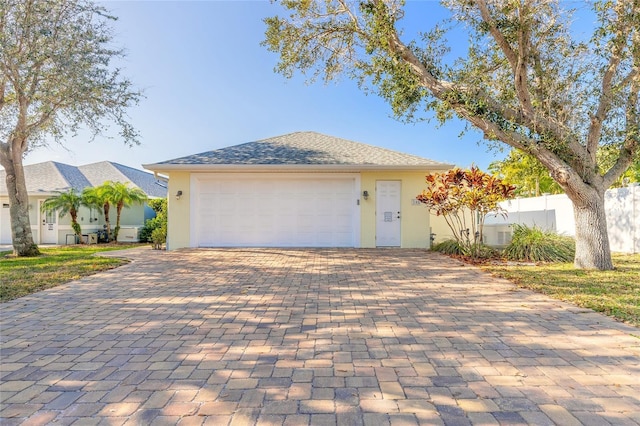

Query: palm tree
[82,186,107,239]
[102,181,147,242]
[82,184,111,241]
[41,188,86,243]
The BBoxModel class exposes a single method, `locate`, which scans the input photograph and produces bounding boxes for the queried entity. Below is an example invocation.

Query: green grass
[0,245,141,302]
[481,253,640,327]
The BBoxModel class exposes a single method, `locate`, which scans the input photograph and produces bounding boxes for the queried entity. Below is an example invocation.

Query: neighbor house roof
[0,161,92,195]
[0,161,168,198]
[79,162,168,198]
[144,131,452,172]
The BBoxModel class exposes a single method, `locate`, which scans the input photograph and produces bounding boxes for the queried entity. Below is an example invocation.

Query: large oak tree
[0,0,140,256]
[263,0,639,270]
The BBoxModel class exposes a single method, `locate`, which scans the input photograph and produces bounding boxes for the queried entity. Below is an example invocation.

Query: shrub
[503,224,575,262]
[432,239,465,255]
[139,198,167,243]
[470,243,500,260]
[417,167,515,260]
[151,226,166,250]
[139,216,161,242]
[432,239,498,259]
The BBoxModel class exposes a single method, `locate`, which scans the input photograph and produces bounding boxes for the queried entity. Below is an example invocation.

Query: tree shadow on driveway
[1,248,639,425]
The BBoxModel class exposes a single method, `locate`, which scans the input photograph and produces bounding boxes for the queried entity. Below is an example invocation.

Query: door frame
[375,180,402,247]
[0,201,11,244]
[39,199,58,244]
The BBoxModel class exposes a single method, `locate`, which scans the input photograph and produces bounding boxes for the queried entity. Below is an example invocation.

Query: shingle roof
[0,162,91,195]
[55,163,93,192]
[152,131,450,168]
[0,161,167,198]
[79,162,168,198]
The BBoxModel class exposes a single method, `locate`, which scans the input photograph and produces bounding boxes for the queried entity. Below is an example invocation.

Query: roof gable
[0,162,91,194]
[79,161,167,198]
[55,162,93,191]
[153,131,450,168]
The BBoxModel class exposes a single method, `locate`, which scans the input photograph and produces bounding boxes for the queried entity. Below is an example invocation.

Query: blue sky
[26,1,508,171]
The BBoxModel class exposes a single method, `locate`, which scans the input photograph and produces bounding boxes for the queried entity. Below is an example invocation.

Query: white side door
[39,200,58,244]
[0,202,11,244]
[376,180,401,247]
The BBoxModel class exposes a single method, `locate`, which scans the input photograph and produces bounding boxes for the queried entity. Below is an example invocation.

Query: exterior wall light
[362,190,369,200]
[175,190,183,200]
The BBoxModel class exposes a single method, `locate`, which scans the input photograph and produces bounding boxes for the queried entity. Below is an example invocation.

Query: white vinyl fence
[484,184,640,254]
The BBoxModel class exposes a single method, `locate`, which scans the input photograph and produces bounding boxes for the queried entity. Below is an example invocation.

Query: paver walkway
[1,248,639,425]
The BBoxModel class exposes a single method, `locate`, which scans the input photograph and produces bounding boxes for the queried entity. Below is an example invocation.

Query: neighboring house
[0,161,168,245]
[483,185,640,254]
[143,131,452,250]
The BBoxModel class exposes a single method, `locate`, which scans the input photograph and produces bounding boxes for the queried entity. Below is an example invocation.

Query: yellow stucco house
[143,131,452,250]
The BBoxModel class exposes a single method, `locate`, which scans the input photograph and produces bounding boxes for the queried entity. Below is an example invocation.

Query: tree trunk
[114,203,123,242]
[70,210,83,242]
[567,186,614,270]
[0,148,40,256]
[103,203,111,241]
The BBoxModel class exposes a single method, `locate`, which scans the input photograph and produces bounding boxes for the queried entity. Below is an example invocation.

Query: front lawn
[481,253,640,327]
[0,245,140,302]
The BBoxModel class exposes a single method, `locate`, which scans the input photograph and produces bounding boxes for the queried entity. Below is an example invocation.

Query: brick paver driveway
[1,248,639,425]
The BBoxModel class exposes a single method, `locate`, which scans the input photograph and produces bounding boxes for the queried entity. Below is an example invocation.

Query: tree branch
[600,0,640,187]
[25,97,67,136]
[337,0,360,29]
[603,140,637,189]
[603,71,639,188]
[476,0,536,118]
[473,1,588,162]
[513,3,535,117]
[474,0,517,69]
[456,101,590,194]
[588,56,623,162]
[586,1,633,163]
[381,6,586,165]
[0,75,6,111]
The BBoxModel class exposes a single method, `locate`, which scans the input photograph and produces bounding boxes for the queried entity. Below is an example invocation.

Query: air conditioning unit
[83,233,98,244]
[117,227,140,243]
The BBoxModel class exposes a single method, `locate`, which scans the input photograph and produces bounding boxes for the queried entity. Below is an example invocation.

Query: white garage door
[194,175,358,247]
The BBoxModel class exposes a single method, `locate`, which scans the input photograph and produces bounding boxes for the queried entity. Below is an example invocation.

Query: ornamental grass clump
[432,239,465,256]
[432,239,498,260]
[503,224,575,263]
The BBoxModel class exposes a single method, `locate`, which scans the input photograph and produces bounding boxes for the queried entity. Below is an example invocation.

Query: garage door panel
[195,176,356,247]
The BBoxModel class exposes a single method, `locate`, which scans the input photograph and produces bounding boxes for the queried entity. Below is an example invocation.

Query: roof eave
[142,163,454,173]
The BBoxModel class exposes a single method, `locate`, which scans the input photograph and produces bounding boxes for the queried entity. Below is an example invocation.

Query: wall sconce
[362,190,369,200]
[175,190,183,200]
